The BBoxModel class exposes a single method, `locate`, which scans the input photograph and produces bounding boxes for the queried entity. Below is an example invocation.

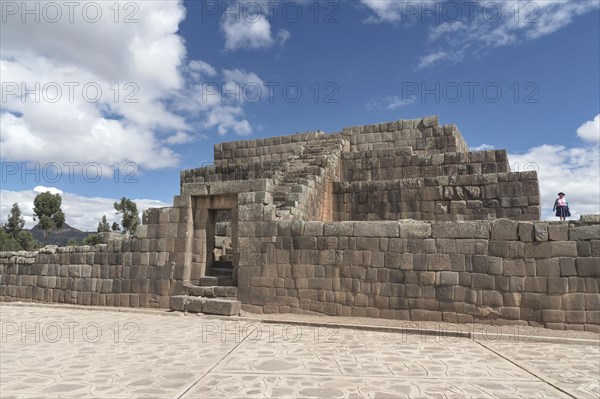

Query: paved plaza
[1,304,599,398]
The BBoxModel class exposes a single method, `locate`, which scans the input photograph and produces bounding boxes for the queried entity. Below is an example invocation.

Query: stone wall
[236,219,600,331]
[333,172,540,222]
[341,149,509,182]
[213,131,324,167]
[2,115,578,330]
[341,116,469,154]
[0,241,176,308]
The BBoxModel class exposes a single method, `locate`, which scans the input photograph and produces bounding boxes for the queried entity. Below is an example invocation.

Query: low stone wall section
[236,219,600,331]
[341,116,469,154]
[333,172,540,222]
[341,149,509,182]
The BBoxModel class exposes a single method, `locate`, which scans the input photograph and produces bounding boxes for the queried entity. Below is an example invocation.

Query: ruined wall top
[209,116,468,167]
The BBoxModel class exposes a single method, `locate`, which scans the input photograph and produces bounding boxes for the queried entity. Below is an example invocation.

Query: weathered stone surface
[548,224,568,241]
[354,222,399,237]
[534,223,548,242]
[399,222,431,238]
[491,219,518,240]
[580,214,600,223]
[169,295,189,311]
[570,225,600,241]
[202,298,242,316]
[185,297,208,312]
[324,222,354,236]
[577,258,600,277]
[431,222,489,239]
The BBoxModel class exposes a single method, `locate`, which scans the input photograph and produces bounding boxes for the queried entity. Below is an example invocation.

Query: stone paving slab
[1,304,598,398]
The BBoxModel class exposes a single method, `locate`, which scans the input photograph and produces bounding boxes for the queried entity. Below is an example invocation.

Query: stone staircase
[272,135,345,220]
[169,276,241,316]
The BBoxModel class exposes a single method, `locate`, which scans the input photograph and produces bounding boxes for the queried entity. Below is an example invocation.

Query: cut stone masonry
[1,116,598,329]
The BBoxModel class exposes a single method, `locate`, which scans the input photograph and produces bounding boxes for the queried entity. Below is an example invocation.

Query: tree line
[0,191,140,251]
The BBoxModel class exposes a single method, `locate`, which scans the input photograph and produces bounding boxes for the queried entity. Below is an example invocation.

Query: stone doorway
[185,195,238,285]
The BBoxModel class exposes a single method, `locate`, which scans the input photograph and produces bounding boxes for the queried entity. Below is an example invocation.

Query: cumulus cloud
[359,0,434,23]
[509,116,600,220]
[172,64,264,136]
[0,1,188,171]
[220,2,290,51]
[0,1,262,176]
[577,114,600,143]
[359,0,600,68]
[1,188,169,232]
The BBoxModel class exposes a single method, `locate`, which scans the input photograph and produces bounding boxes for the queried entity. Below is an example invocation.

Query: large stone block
[399,222,431,238]
[576,257,600,277]
[502,259,525,277]
[438,271,459,285]
[472,273,495,289]
[562,293,585,310]
[491,219,518,240]
[324,222,354,237]
[550,241,578,257]
[548,224,569,241]
[354,221,399,237]
[570,225,600,241]
[304,222,324,236]
[542,309,565,323]
[536,258,560,277]
[534,223,548,242]
[431,222,489,239]
[169,295,190,311]
[202,298,242,316]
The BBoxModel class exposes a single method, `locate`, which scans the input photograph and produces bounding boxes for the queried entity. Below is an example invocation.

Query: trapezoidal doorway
[187,195,238,286]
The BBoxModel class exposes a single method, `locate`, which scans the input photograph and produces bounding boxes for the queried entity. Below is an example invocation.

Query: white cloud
[471,144,495,151]
[1,188,169,232]
[171,65,262,136]
[164,131,196,145]
[220,3,290,51]
[509,116,600,220]
[188,60,218,79]
[205,106,252,136]
[359,0,404,23]
[366,95,416,110]
[423,1,599,67]
[0,1,262,175]
[360,0,600,68]
[33,186,64,196]
[577,114,600,143]
[0,2,189,170]
[417,51,452,70]
[360,0,439,24]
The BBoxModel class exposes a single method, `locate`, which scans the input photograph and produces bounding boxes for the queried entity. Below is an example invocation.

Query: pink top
[557,198,567,206]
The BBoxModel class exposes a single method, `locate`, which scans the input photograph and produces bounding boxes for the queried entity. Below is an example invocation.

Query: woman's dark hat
[558,192,565,196]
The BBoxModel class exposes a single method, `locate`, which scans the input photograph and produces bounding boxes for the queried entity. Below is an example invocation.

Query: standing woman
[553,192,571,221]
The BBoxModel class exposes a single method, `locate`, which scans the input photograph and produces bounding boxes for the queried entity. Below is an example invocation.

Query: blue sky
[1,0,599,230]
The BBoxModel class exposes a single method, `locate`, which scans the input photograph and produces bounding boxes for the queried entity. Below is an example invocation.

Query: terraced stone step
[169,296,241,316]
[188,285,237,298]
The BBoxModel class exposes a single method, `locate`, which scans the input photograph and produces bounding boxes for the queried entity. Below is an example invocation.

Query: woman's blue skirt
[555,206,571,217]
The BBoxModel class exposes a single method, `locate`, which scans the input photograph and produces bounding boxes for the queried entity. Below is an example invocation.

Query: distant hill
[29,223,93,246]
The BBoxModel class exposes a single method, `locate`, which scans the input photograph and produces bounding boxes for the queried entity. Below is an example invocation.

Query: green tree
[114,197,139,234]
[0,203,40,251]
[15,230,39,251]
[33,191,65,245]
[67,238,79,246]
[83,234,101,245]
[97,215,110,233]
[0,229,20,251]
[111,222,121,232]
[5,203,25,235]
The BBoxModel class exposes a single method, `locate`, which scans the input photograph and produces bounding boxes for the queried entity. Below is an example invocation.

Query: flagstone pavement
[1,304,598,398]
